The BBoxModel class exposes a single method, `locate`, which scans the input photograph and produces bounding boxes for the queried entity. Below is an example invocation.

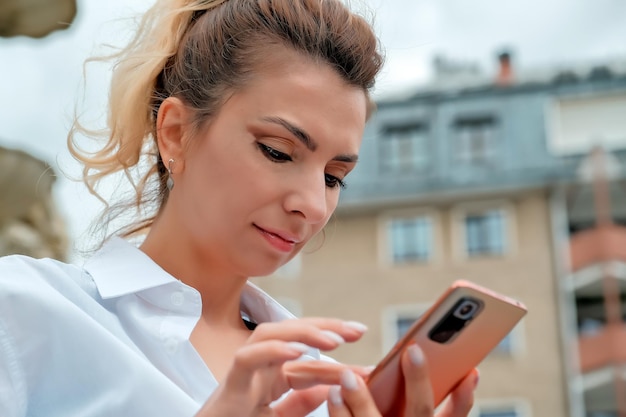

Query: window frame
[381,303,429,353]
[488,320,526,358]
[547,92,626,156]
[388,216,433,264]
[470,398,532,417]
[382,306,526,359]
[464,209,506,257]
[451,201,517,261]
[452,115,499,164]
[379,122,431,174]
[378,208,441,268]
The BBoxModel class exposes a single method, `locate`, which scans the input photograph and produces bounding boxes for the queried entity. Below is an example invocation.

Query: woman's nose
[283,174,328,224]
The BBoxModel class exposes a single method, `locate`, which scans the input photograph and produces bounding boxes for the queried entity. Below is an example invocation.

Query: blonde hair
[69,0,383,243]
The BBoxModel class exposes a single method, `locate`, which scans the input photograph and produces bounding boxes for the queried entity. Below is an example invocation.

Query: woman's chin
[244,258,290,279]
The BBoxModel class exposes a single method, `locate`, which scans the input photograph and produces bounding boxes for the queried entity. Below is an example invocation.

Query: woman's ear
[156,97,191,172]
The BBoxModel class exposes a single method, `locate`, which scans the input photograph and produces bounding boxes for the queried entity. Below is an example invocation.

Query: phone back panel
[367,280,527,414]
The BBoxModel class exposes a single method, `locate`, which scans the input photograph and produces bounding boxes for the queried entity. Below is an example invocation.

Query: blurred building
[0,0,76,38]
[0,1,75,260]
[0,146,68,260]
[255,54,626,417]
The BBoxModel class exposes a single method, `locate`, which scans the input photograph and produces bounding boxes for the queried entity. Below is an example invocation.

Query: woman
[0,0,478,416]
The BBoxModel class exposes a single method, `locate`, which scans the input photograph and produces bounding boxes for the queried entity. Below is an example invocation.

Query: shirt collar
[84,237,296,321]
[240,281,295,323]
[84,237,318,359]
[83,237,178,299]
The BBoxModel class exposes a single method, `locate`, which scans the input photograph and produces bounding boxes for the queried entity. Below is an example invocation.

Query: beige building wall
[254,190,568,417]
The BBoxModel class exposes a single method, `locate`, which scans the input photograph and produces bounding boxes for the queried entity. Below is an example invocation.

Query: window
[398,315,520,356]
[465,209,506,257]
[472,400,529,417]
[493,332,513,354]
[452,201,516,261]
[396,316,417,340]
[549,93,626,155]
[388,217,433,263]
[479,410,519,417]
[489,327,522,356]
[382,305,427,352]
[454,116,497,164]
[380,123,429,173]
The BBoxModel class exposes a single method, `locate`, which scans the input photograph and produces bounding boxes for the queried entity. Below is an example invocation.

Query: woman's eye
[257,143,345,189]
[257,143,292,162]
[325,174,346,189]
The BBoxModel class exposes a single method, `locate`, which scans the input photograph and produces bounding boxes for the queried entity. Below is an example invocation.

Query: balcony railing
[570,225,626,272]
[578,323,626,372]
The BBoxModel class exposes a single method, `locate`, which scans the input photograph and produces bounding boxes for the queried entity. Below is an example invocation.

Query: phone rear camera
[428,297,484,344]
[454,300,479,320]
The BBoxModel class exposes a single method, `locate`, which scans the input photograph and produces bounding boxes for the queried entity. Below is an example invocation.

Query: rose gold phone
[366,280,527,415]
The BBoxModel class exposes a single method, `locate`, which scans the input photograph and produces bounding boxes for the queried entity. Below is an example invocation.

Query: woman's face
[173,50,368,277]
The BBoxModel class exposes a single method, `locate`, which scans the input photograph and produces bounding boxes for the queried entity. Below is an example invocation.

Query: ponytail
[68,1,227,242]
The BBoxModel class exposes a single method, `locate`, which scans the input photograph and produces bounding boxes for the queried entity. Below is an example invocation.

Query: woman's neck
[140,214,249,327]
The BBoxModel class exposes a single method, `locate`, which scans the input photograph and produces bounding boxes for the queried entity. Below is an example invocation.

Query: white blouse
[0,237,329,417]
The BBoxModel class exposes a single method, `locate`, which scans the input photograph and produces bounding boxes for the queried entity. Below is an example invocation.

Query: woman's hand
[195,317,369,417]
[195,320,477,417]
[326,344,478,417]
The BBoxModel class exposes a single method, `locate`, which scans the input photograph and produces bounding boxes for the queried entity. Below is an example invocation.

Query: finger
[249,318,368,350]
[273,386,330,417]
[274,364,378,417]
[435,369,478,417]
[327,385,352,417]
[294,317,369,342]
[329,370,381,417]
[224,340,309,393]
[402,343,435,417]
[284,361,376,390]
[352,364,375,379]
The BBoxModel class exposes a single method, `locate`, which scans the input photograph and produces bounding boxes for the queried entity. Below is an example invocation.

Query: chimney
[496,50,513,86]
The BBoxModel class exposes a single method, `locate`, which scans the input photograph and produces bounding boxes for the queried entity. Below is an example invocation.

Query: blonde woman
[0,0,478,416]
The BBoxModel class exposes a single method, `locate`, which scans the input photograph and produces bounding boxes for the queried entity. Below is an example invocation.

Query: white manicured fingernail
[344,321,368,333]
[364,365,376,374]
[408,344,424,365]
[328,385,343,406]
[321,330,345,344]
[340,369,358,391]
[286,342,310,354]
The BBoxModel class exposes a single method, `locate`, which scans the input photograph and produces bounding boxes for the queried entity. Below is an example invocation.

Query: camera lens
[428,297,483,344]
[453,300,478,320]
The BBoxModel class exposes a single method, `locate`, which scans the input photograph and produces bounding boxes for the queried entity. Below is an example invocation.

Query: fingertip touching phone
[366,280,527,415]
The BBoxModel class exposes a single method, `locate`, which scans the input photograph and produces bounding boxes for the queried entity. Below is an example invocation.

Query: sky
[2,0,626,257]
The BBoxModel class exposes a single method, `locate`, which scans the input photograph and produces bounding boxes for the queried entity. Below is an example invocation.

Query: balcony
[568,225,626,414]
[569,225,626,272]
[578,324,626,372]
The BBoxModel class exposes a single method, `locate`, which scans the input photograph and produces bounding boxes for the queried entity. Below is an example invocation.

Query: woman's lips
[254,225,300,253]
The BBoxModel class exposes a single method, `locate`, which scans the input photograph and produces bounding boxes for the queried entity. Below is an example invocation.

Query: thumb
[273,386,330,417]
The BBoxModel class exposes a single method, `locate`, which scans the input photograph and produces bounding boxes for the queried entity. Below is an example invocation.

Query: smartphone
[366,280,527,415]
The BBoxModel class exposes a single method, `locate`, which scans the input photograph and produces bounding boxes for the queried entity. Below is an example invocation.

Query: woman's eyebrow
[261,116,317,151]
[260,116,359,163]
[334,154,358,163]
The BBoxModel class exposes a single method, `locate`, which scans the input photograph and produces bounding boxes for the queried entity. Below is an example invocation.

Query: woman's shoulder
[0,253,76,272]
[0,254,97,304]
